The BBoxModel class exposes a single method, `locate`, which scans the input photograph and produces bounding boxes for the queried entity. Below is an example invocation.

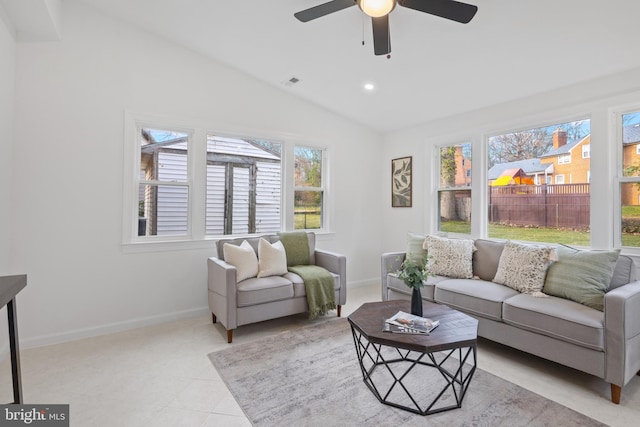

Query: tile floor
[1,284,640,426]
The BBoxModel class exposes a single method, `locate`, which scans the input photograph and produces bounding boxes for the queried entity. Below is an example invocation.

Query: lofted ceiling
[12,0,640,132]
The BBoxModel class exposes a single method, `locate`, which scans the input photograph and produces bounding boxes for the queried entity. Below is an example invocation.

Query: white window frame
[122,113,332,250]
[293,145,328,231]
[558,154,571,164]
[614,105,640,249]
[555,174,565,184]
[436,142,473,236]
[582,144,590,158]
[635,144,640,155]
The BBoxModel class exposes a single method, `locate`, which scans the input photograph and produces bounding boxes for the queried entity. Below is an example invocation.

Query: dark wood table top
[348,300,478,353]
[0,275,27,308]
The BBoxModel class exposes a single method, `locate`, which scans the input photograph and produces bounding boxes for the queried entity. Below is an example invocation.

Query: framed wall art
[391,156,412,207]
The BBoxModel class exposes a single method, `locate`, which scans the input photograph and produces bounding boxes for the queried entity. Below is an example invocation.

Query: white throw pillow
[423,235,475,279]
[258,238,288,278]
[223,240,258,282]
[493,241,557,295]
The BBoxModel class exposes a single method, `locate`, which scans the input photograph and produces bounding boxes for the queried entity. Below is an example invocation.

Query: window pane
[294,191,322,230]
[438,190,471,234]
[140,129,188,182]
[438,143,471,233]
[205,135,282,235]
[621,183,640,247]
[295,147,322,187]
[622,112,640,177]
[295,146,323,230]
[488,119,590,244]
[621,111,640,247]
[138,184,188,236]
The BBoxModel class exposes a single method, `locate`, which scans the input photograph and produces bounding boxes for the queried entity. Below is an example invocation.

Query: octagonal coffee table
[347,300,478,415]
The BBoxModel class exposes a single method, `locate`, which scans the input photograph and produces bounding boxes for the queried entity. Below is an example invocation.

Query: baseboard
[21,306,210,349]
[348,278,379,289]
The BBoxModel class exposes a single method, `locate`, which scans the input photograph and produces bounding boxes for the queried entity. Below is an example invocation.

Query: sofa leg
[337,305,342,317]
[211,313,217,323]
[611,384,621,404]
[227,329,233,344]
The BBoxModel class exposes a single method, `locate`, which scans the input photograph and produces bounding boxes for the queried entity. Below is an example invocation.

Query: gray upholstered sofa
[208,232,346,343]
[381,238,640,404]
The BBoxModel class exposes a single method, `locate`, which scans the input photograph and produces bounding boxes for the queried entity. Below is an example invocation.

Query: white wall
[381,67,640,253]
[0,0,15,275]
[10,0,383,347]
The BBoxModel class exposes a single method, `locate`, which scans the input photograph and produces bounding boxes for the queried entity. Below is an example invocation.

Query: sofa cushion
[473,239,505,281]
[493,241,556,295]
[278,231,311,266]
[386,273,448,301]
[424,235,475,279]
[270,232,316,265]
[217,237,260,261]
[543,246,620,311]
[223,240,259,282]
[406,232,428,265]
[434,279,519,321]
[503,293,604,351]
[610,254,637,289]
[237,276,294,307]
[257,239,288,278]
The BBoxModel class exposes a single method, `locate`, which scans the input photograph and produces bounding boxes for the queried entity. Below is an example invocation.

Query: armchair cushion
[223,240,258,282]
[257,238,288,278]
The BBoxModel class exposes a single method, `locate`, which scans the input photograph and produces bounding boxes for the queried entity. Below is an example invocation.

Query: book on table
[383,311,440,334]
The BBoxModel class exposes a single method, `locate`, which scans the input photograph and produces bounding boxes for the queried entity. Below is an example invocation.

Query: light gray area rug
[208,319,606,427]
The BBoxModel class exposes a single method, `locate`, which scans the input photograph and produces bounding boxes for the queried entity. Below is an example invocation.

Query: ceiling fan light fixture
[358,0,395,18]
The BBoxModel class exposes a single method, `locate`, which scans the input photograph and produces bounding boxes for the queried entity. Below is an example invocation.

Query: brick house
[539,129,591,184]
[622,124,640,205]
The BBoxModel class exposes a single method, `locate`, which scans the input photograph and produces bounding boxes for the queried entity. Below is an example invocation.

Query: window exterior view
[438,143,472,234]
[486,120,591,245]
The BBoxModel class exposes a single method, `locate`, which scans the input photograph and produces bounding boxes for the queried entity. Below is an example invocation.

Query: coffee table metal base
[350,325,477,416]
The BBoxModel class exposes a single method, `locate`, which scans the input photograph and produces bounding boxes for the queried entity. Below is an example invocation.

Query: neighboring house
[488,158,553,185]
[539,129,590,185]
[622,123,640,205]
[455,145,472,187]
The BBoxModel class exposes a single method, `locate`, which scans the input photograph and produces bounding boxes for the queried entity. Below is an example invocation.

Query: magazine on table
[383,311,440,334]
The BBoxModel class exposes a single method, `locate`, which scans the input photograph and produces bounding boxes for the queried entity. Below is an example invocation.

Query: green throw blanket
[288,265,336,320]
[279,231,311,266]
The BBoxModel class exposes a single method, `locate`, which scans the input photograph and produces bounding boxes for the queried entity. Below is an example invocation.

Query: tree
[440,146,458,220]
[488,128,550,168]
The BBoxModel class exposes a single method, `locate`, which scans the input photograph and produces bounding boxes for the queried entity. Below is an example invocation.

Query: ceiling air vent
[283,76,301,87]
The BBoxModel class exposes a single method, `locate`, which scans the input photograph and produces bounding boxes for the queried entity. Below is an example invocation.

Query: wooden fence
[489,184,590,228]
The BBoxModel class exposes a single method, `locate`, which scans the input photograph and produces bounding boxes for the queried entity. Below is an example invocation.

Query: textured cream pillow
[423,235,475,279]
[257,238,288,278]
[493,241,556,295]
[223,240,258,282]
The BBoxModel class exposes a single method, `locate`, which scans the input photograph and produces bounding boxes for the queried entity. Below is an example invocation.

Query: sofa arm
[207,257,239,330]
[381,252,406,301]
[315,249,347,305]
[604,280,640,388]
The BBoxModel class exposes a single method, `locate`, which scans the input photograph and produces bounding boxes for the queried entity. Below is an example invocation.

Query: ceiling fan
[294,0,478,57]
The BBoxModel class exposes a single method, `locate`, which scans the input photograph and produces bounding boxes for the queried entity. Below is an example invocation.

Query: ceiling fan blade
[372,15,391,56]
[398,0,478,24]
[294,0,356,22]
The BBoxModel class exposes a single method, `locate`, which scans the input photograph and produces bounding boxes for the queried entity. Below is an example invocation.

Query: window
[206,135,282,235]
[294,146,324,230]
[438,143,472,234]
[137,128,190,237]
[582,144,590,158]
[635,144,640,155]
[487,119,590,244]
[620,112,640,247]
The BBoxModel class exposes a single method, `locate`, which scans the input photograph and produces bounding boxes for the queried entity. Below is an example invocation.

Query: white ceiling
[28,1,640,132]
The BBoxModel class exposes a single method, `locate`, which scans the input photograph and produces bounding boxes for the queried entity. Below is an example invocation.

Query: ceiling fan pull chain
[361,13,365,46]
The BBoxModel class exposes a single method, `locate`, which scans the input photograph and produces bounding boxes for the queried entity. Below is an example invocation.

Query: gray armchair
[208,232,347,342]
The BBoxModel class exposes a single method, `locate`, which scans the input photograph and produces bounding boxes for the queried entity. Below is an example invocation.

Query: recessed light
[364,83,375,91]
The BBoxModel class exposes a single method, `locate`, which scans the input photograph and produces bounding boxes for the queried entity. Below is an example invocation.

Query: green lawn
[441,219,640,246]
[294,210,321,230]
